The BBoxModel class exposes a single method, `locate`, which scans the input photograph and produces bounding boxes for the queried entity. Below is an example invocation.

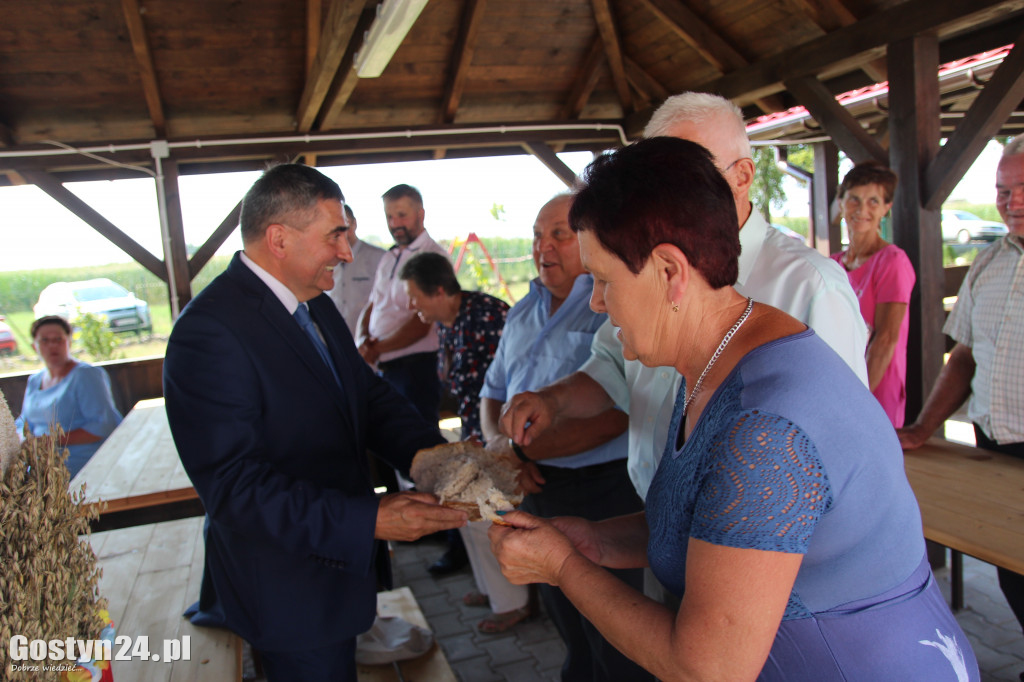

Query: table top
[904,437,1024,575]
[70,397,196,515]
[91,516,242,682]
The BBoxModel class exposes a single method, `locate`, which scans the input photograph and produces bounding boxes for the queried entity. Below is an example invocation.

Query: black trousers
[521,459,656,682]
[974,424,1024,633]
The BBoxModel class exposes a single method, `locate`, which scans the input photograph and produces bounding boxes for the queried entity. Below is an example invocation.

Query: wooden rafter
[307,0,322,77]
[782,0,887,82]
[20,170,166,279]
[120,0,166,138]
[561,36,606,120]
[0,119,13,147]
[698,0,1021,107]
[523,142,577,187]
[924,33,1024,210]
[317,6,379,131]
[624,57,669,107]
[783,76,887,163]
[190,201,243,279]
[590,0,634,114]
[637,0,783,113]
[295,0,364,132]
[439,0,488,124]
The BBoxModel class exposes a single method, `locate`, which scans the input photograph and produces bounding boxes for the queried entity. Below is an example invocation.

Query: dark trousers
[257,637,356,681]
[521,459,655,682]
[377,351,441,423]
[974,424,1024,632]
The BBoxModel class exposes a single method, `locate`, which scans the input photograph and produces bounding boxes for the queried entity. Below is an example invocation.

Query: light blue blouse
[15,362,122,478]
[481,274,627,469]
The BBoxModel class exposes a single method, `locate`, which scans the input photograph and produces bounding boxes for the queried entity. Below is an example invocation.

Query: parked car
[941,210,1008,244]
[33,278,152,335]
[0,316,17,355]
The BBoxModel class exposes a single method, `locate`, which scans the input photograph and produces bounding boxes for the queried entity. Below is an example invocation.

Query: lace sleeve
[690,409,833,554]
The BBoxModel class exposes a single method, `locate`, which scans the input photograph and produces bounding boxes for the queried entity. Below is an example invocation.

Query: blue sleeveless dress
[646,330,978,681]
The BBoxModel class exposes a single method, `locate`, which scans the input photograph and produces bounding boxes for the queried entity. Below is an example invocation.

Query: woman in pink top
[831,162,916,427]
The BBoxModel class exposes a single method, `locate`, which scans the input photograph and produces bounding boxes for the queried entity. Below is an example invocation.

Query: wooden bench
[90,516,242,682]
[358,588,457,682]
[904,437,1024,608]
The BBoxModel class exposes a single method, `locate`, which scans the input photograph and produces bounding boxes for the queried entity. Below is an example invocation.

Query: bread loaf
[410,441,523,522]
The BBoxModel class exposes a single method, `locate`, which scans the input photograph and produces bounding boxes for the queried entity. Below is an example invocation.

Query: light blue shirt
[481,274,627,469]
[16,362,122,478]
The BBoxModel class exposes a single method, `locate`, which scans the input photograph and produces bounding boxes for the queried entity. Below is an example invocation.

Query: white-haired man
[899,137,1024,648]
[501,91,868,529]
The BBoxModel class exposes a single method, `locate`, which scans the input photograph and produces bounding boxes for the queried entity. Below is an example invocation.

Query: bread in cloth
[410,441,523,522]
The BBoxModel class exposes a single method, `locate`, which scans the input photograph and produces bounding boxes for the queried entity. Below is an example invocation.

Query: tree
[750,146,786,222]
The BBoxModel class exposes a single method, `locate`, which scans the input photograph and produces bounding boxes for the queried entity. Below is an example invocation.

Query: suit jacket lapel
[309,295,361,439]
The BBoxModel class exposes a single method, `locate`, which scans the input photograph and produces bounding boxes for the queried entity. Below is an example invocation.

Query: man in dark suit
[163,164,468,681]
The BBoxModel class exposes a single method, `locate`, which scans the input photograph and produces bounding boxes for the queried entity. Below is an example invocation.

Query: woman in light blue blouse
[489,138,978,681]
[15,316,122,478]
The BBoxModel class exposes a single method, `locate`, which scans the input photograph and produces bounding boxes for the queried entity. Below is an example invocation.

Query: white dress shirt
[328,239,385,335]
[581,209,869,499]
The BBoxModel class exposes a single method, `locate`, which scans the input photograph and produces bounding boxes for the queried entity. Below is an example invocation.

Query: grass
[0,304,173,375]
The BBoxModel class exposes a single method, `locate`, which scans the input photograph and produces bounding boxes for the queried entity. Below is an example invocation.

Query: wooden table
[70,397,202,530]
[904,437,1024,607]
[91,516,242,682]
[357,588,457,682]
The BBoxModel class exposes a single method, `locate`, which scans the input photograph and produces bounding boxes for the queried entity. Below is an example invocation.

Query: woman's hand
[488,510,580,586]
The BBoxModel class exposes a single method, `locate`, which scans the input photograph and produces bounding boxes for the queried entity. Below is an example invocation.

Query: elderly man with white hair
[500,91,868,556]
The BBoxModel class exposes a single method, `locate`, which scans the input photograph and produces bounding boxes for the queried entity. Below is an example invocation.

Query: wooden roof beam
[637,0,783,113]
[924,33,1024,210]
[307,0,322,76]
[317,6,379,131]
[784,75,887,163]
[190,201,243,279]
[0,119,13,147]
[561,36,606,120]
[121,0,167,138]
[590,0,635,114]
[698,0,1024,107]
[439,0,488,124]
[20,169,166,280]
[523,142,577,187]
[624,57,669,108]
[295,0,364,132]
[782,0,888,82]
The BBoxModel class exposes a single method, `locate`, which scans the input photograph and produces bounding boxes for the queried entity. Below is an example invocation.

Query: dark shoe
[427,546,467,575]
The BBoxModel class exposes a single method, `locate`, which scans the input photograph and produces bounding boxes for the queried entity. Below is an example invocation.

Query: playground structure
[447,233,518,304]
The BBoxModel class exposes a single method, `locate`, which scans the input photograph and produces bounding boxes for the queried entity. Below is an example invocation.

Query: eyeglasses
[720,158,748,173]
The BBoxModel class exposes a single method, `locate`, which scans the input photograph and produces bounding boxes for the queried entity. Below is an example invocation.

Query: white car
[941,210,1008,244]
[33,278,152,335]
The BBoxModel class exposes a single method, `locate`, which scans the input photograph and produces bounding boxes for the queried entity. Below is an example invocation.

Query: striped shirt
[944,235,1024,443]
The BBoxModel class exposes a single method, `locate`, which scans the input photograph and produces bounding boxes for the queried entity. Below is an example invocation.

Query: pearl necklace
[682,297,754,415]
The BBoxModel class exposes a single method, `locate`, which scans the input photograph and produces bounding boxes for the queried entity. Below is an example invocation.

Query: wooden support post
[888,34,942,424]
[811,141,839,257]
[157,158,193,318]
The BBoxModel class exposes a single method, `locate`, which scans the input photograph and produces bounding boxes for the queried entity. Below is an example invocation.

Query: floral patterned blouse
[438,291,509,440]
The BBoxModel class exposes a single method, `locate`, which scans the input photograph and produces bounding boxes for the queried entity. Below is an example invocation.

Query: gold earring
[671,302,679,313]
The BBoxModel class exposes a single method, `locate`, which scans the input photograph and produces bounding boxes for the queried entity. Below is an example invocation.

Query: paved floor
[391,535,1024,682]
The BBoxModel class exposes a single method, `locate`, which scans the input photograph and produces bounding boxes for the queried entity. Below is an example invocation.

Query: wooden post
[812,141,839,257]
[887,34,942,425]
[156,158,193,318]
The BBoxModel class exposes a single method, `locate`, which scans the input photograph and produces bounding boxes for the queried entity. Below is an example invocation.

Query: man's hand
[896,423,930,450]
[358,337,381,366]
[375,491,467,541]
[551,516,602,565]
[499,390,558,446]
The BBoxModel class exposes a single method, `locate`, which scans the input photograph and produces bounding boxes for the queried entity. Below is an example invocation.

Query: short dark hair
[838,161,898,203]
[570,137,740,288]
[31,315,72,338]
[343,204,356,222]
[239,164,344,243]
[382,183,423,206]
[399,252,461,296]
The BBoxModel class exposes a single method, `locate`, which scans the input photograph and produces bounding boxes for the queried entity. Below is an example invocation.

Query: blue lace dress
[646,330,978,681]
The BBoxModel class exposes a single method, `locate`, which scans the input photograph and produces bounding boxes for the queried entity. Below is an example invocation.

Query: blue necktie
[294,304,342,387]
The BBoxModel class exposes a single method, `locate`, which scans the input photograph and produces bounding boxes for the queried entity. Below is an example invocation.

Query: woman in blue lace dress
[489,137,978,681]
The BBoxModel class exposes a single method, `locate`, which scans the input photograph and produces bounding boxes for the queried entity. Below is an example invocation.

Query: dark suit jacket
[163,252,444,651]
